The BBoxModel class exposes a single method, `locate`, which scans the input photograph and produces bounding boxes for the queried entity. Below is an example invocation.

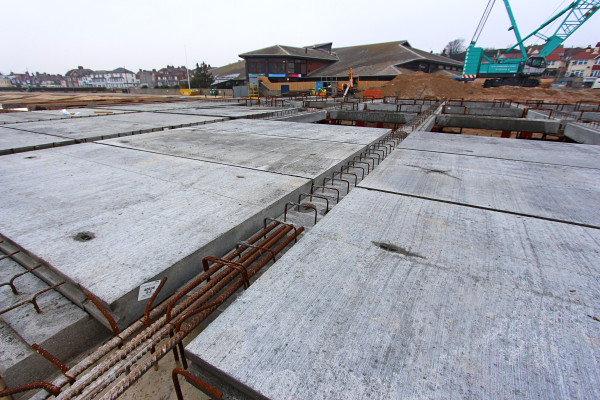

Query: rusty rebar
[0,282,64,316]
[53,224,294,400]
[236,242,276,264]
[0,264,41,295]
[299,192,330,213]
[172,368,223,400]
[144,276,167,327]
[87,292,121,337]
[0,249,20,261]
[0,381,61,397]
[311,185,340,203]
[32,344,73,381]
[95,227,304,400]
[285,202,317,225]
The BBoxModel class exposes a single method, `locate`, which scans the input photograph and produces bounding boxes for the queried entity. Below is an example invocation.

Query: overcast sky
[1,0,599,75]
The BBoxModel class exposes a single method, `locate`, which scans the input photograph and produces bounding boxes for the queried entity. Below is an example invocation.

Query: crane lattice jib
[553,0,600,39]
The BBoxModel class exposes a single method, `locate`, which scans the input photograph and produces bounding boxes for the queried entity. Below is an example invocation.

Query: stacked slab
[186,131,600,399]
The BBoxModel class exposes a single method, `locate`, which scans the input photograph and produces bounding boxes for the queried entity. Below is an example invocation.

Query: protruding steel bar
[263,218,299,242]
[334,170,358,187]
[32,344,73,381]
[0,381,61,397]
[0,250,20,261]
[0,282,64,316]
[95,227,304,400]
[285,202,317,225]
[172,367,223,400]
[236,241,276,264]
[144,277,168,327]
[0,264,41,295]
[310,185,340,203]
[202,257,249,290]
[299,192,330,213]
[348,160,370,175]
[323,176,350,194]
[87,292,121,337]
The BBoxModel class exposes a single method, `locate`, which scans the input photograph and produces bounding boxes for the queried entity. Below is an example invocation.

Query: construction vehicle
[463,0,600,87]
[338,68,360,96]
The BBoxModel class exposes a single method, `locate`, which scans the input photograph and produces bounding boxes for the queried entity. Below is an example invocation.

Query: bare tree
[444,39,466,60]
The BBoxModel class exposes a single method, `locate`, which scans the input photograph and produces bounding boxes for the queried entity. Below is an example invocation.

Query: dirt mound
[376,71,600,103]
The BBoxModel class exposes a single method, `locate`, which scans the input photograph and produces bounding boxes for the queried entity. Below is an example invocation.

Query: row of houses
[0,66,192,89]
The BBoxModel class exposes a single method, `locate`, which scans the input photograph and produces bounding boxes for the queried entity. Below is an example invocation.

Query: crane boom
[462,0,600,87]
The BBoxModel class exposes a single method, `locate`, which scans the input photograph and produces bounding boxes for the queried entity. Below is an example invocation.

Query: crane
[462,0,600,87]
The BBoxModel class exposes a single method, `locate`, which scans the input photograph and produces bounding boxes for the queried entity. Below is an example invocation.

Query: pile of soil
[375,72,600,103]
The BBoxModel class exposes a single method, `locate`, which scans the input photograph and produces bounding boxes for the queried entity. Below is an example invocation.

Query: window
[592,70,600,77]
[268,61,285,74]
[248,61,266,75]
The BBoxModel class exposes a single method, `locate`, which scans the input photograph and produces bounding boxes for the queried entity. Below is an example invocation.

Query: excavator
[462,0,599,87]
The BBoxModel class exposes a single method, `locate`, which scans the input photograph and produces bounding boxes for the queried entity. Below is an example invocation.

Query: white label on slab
[138,280,161,301]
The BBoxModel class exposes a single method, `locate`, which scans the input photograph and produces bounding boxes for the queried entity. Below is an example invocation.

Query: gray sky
[1,0,599,75]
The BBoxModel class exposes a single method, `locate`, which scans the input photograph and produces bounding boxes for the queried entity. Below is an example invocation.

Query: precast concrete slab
[273,110,328,123]
[7,112,224,142]
[442,105,524,118]
[0,143,310,328]
[101,121,388,181]
[188,119,390,145]
[358,145,600,228]
[95,101,230,112]
[435,114,560,134]
[1,256,107,388]
[156,106,297,119]
[0,111,68,125]
[329,110,412,124]
[0,127,75,155]
[37,108,133,118]
[564,122,600,145]
[400,131,600,169]
[186,188,600,400]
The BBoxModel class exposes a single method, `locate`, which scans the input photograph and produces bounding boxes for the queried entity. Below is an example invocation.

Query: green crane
[462,0,600,87]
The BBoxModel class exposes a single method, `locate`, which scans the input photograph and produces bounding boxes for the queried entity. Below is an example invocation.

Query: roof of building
[210,60,246,81]
[239,44,339,61]
[308,41,462,77]
[571,50,598,60]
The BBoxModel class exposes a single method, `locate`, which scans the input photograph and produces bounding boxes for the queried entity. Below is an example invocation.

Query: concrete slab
[400,131,600,169]
[188,119,390,145]
[95,101,229,112]
[435,114,560,134]
[0,143,310,328]
[0,127,75,155]
[186,188,600,400]
[0,111,66,125]
[7,112,223,141]
[1,257,107,388]
[564,122,600,145]
[329,110,411,124]
[157,106,296,119]
[37,108,132,118]
[358,147,600,228]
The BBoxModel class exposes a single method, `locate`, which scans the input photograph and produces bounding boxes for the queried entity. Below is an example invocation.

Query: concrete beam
[435,114,560,134]
[329,110,412,124]
[271,110,328,123]
[443,106,524,118]
[564,122,600,145]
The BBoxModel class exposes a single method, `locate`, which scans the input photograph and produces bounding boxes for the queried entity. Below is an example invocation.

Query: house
[566,43,599,78]
[136,66,188,88]
[65,66,93,88]
[67,67,139,89]
[0,74,13,87]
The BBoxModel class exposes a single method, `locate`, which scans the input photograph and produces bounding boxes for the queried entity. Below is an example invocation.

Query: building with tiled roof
[237,41,463,85]
[567,44,599,78]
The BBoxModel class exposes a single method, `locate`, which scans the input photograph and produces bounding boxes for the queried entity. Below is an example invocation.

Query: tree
[190,62,214,89]
[443,39,466,60]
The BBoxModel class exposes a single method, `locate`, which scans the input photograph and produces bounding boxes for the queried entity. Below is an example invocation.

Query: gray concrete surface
[273,110,327,123]
[400,131,600,169]
[1,257,108,389]
[188,119,390,144]
[101,130,363,181]
[436,115,560,134]
[443,106,524,118]
[95,101,230,112]
[7,112,223,141]
[359,147,600,228]
[0,127,75,155]
[186,188,600,400]
[564,122,600,145]
[0,143,310,328]
[0,112,67,125]
[329,110,411,124]
[157,106,296,119]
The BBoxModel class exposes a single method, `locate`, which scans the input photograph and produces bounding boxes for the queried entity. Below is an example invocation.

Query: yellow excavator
[338,68,360,96]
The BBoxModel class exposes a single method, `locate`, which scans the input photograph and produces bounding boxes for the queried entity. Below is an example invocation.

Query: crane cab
[523,56,547,76]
